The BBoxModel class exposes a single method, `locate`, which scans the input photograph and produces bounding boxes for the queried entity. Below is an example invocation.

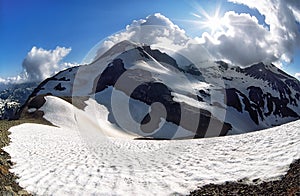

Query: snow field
[3,96,300,195]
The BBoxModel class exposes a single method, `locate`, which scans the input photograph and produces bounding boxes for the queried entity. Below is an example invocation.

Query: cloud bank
[226,0,300,66]
[3,1,299,84]
[1,46,76,84]
[200,11,278,66]
[91,1,299,69]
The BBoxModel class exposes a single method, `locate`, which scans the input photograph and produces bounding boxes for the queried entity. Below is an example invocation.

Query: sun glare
[191,4,224,35]
[204,15,223,34]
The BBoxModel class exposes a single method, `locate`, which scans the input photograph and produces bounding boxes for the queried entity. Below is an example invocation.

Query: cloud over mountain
[22,46,72,82]
[3,1,299,84]
[89,13,213,66]
[0,46,76,84]
[92,13,191,60]
[92,3,299,69]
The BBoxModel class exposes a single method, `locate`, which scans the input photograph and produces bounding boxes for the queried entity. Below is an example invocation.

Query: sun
[203,15,223,34]
[191,5,224,35]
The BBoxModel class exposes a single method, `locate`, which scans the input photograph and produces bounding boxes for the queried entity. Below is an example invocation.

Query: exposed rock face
[222,62,300,127]
[54,83,66,91]
[19,41,300,138]
[224,86,299,125]
[92,56,230,138]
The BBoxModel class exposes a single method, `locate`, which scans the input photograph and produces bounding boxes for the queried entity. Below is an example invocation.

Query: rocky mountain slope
[21,40,300,138]
[0,82,37,120]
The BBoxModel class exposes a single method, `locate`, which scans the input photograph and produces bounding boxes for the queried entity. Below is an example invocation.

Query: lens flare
[190,4,225,35]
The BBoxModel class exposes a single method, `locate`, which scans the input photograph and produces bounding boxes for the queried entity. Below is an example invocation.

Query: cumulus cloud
[225,0,300,65]
[22,46,73,82]
[295,73,300,80]
[92,13,191,60]
[6,4,294,84]
[92,6,299,68]
[89,13,212,66]
[200,11,278,66]
[0,46,76,84]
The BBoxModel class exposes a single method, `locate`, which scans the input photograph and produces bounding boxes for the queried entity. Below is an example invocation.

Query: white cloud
[91,13,191,61]
[0,46,76,84]
[295,73,300,80]
[91,7,299,68]
[88,13,212,66]
[22,46,73,82]
[200,11,278,66]
[0,74,26,84]
[227,0,300,65]
[4,2,297,85]
[0,77,6,84]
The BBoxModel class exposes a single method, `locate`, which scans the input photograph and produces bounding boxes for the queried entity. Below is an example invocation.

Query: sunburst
[191,4,224,35]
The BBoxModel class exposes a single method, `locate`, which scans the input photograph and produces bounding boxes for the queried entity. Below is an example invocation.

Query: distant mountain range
[3,41,300,138]
[0,82,38,120]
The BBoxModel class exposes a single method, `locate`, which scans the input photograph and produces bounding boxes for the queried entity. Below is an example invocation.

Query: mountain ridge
[12,40,300,138]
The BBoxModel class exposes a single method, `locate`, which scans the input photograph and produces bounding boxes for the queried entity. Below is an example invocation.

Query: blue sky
[0,0,299,80]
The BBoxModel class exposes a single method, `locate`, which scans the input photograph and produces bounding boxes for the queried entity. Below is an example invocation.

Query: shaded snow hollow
[4,96,300,195]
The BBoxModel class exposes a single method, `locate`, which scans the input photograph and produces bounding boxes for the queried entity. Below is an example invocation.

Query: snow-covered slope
[196,61,300,134]
[4,95,300,195]
[22,40,300,138]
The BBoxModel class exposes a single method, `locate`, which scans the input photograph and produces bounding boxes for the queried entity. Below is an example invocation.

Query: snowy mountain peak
[97,40,139,60]
[19,41,300,139]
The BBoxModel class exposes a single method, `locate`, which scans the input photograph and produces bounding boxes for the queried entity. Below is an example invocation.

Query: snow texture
[3,96,300,195]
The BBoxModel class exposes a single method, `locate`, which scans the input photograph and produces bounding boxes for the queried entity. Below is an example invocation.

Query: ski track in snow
[3,96,300,196]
